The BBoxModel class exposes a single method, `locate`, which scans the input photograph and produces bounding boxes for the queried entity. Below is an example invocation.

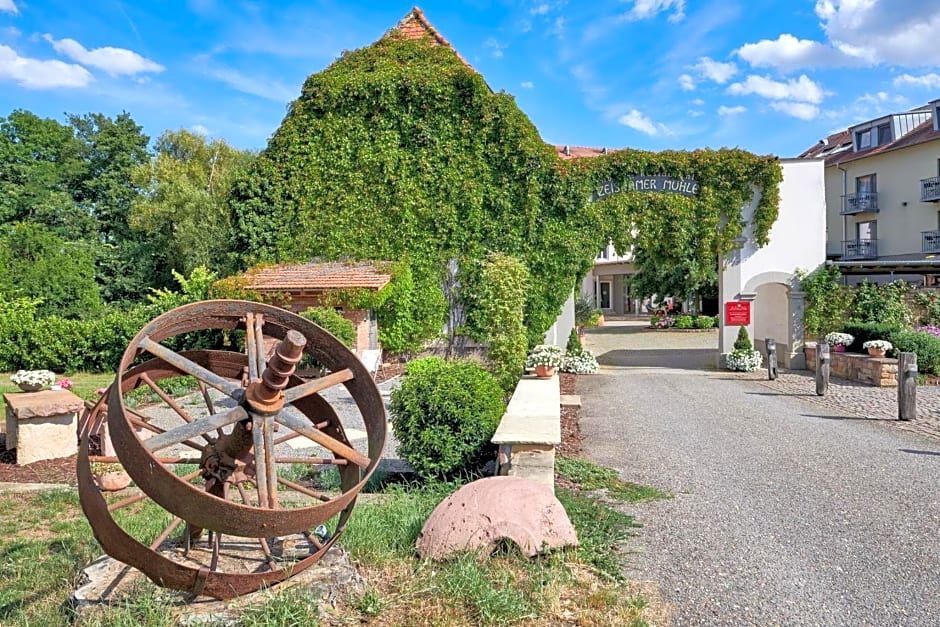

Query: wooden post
[815,341,830,396]
[898,352,917,421]
[766,337,778,380]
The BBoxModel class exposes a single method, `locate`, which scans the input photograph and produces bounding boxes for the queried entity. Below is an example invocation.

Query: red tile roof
[386,7,474,71]
[800,119,940,166]
[242,262,392,291]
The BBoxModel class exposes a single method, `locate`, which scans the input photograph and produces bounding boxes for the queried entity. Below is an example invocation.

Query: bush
[850,280,910,326]
[726,349,763,371]
[561,347,598,374]
[888,329,940,375]
[566,328,581,352]
[390,358,505,480]
[674,315,693,329]
[575,296,601,329]
[298,307,356,347]
[733,326,752,351]
[842,321,903,353]
[797,266,853,337]
[694,315,715,329]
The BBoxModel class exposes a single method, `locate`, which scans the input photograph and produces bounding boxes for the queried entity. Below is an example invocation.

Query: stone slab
[3,389,84,419]
[560,394,581,407]
[5,404,78,465]
[492,375,560,445]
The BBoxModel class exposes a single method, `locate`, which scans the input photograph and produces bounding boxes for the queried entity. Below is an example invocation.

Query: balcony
[923,230,940,253]
[841,192,879,214]
[842,238,878,260]
[922,176,940,202]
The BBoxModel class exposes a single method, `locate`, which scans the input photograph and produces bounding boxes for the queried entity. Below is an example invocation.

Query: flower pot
[867,348,886,357]
[17,382,43,392]
[95,470,131,492]
[534,365,557,379]
[833,345,846,352]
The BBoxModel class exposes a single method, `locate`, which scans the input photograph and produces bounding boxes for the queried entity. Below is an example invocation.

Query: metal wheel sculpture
[76,300,386,600]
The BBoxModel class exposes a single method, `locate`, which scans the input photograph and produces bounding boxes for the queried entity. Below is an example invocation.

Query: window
[856,129,872,150]
[599,282,611,309]
[853,173,877,210]
[856,220,877,241]
[877,123,891,145]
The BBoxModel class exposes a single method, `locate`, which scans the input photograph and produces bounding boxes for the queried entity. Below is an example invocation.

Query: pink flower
[56,378,73,390]
[95,387,109,396]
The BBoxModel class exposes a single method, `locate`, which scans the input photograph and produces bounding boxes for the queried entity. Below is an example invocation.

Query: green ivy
[797,265,854,338]
[230,33,783,347]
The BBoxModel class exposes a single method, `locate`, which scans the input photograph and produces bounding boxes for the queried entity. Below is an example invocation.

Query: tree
[131,129,253,284]
[0,222,102,319]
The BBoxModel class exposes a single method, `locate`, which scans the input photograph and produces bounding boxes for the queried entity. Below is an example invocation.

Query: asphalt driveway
[579,320,940,626]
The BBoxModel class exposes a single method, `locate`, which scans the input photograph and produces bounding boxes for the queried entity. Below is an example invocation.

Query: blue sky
[1,0,939,157]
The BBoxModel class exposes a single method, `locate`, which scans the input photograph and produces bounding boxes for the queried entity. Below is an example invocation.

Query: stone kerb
[3,389,84,465]
[804,342,899,387]
[492,375,561,491]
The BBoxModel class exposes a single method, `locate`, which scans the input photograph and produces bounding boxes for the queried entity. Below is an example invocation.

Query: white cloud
[626,0,686,23]
[520,80,534,89]
[694,57,737,83]
[769,101,820,120]
[691,98,704,106]
[737,1,940,71]
[0,44,93,88]
[893,72,940,89]
[205,65,296,102]
[618,109,670,136]
[727,74,825,104]
[0,0,17,15]
[43,34,163,76]
[530,3,550,15]
[678,73,695,90]
[190,124,210,136]
[718,105,746,116]
[688,109,704,117]
[483,37,506,59]
[735,34,841,72]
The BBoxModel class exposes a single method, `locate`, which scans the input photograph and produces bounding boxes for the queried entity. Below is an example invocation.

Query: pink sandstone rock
[415,476,578,561]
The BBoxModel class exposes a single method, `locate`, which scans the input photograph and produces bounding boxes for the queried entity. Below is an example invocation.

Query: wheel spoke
[139,373,195,425]
[263,416,278,509]
[149,516,184,550]
[245,312,259,382]
[274,412,370,468]
[254,313,267,378]
[276,476,332,502]
[128,412,206,452]
[138,336,244,399]
[257,537,280,571]
[108,469,202,512]
[144,405,248,453]
[283,368,354,403]
[252,414,270,508]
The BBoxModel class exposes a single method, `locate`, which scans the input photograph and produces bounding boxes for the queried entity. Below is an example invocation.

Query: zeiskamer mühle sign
[591,175,700,202]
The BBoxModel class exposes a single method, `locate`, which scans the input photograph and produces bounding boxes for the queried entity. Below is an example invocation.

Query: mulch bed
[0,434,78,485]
[558,372,581,458]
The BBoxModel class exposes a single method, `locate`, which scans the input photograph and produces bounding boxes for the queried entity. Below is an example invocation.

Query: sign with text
[724,301,751,326]
[592,175,700,202]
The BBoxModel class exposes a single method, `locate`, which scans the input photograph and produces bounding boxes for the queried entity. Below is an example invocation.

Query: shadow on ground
[899,448,940,457]
[597,348,715,370]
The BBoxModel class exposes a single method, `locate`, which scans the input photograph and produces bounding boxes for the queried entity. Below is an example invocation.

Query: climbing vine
[229,31,783,346]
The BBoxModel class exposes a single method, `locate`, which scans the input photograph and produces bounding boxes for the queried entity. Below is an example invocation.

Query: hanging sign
[724,301,751,326]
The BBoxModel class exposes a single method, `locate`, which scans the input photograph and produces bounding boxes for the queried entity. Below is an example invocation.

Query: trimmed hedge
[888,329,940,375]
[390,357,505,480]
[842,322,903,354]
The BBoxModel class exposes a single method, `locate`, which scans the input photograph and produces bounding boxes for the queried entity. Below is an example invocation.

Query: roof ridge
[386,6,476,71]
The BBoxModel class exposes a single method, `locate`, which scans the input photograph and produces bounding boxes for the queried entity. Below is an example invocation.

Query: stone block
[3,390,82,465]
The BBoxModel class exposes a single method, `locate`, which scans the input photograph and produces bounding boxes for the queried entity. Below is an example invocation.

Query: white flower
[862,339,892,351]
[726,349,763,372]
[561,348,599,374]
[824,332,854,347]
[10,370,57,387]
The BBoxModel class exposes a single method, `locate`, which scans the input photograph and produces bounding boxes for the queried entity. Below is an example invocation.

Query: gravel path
[579,321,940,626]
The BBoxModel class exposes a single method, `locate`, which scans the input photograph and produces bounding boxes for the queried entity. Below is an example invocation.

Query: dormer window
[877,123,891,145]
[857,129,872,150]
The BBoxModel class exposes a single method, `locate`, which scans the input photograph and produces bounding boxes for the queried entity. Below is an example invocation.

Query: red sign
[725,301,751,326]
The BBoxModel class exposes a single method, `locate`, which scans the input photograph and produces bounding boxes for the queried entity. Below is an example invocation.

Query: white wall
[544,292,576,347]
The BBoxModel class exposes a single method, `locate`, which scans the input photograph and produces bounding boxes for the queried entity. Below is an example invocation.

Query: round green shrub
[390,357,506,480]
[566,328,582,352]
[888,329,940,375]
[674,315,693,329]
[694,315,715,329]
[298,306,356,347]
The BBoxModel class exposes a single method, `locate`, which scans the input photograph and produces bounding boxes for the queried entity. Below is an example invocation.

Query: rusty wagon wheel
[76,300,386,600]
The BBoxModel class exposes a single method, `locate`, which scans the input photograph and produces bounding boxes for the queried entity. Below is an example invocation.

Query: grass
[0,371,114,404]
[556,456,670,502]
[0,460,666,626]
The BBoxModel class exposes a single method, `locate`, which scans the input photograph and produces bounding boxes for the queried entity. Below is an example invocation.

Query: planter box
[804,342,898,387]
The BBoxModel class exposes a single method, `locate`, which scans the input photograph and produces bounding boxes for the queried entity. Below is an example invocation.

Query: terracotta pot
[833,344,846,352]
[534,364,557,379]
[17,382,43,392]
[95,470,131,491]
[867,348,886,357]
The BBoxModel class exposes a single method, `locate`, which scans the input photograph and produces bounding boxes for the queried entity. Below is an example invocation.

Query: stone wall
[804,343,898,387]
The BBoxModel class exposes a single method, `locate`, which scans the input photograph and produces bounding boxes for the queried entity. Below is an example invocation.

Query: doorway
[599,281,611,309]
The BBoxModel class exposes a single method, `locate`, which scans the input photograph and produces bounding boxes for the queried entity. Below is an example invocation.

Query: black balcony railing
[922,176,940,202]
[923,230,940,252]
[842,238,878,259]
[841,192,879,214]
